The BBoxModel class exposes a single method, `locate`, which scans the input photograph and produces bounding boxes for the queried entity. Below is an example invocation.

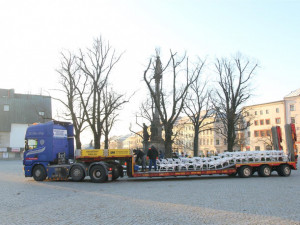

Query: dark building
[0,89,52,158]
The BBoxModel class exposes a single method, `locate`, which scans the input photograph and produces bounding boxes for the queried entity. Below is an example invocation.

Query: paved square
[0,160,299,224]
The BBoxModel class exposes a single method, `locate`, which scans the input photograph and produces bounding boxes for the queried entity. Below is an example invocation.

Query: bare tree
[183,59,215,156]
[257,131,274,150]
[54,52,87,149]
[144,50,198,158]
[102,85,129,149]
[129,96,154,152]
[213,54,258,151]
[76,37,123,149]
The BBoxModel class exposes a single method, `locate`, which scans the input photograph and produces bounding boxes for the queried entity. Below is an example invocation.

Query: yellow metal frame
[81,149,131,157]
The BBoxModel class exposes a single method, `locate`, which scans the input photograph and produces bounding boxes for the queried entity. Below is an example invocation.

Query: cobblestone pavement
[0,160,300,225]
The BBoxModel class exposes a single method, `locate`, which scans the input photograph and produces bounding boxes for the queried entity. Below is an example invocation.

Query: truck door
[52,125,69,163]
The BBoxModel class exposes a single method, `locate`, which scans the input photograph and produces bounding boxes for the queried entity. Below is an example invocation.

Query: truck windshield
[25,139,38,151]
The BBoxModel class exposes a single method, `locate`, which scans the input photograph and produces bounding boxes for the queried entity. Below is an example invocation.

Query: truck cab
[23,121,74,180]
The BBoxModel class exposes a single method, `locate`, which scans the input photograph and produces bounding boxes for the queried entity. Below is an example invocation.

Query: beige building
[243,88,300,152]
[122,132,143,150]
[173,116,227,157]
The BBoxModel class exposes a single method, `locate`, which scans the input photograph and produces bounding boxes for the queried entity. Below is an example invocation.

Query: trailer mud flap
[107,171,113,181]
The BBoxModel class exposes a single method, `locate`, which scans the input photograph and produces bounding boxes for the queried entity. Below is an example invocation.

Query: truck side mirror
[25,140,29,151]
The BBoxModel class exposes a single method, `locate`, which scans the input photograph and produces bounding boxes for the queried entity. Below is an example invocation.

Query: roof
[285,88,300,98]
[0,89,52,132]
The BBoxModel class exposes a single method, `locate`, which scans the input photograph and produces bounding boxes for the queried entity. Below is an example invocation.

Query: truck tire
[238,166,252,178]
[258,165,272,177]
[70,165,85,182]
[89,165,107,183]
[33,165,47,181]
[112,166,120,180]
[277,164,291,177]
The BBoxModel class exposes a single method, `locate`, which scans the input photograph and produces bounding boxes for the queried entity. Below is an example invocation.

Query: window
[255,146,261,151]
[224,139,227,145]
[291,117,295,124]
[275,118,281,124]
[266,119,270,125]
[290,104,295,111]
[254,120,258,126]
[267,130,271,136]
[199,139,202,145]
[260,120,264,125]
[266,109,269,114]
[255,111,257,115]
[247,121,250,126]
[266,145,272,150]
[276,108,279,113]
[210,139,213,145]
[260,110,263,115]
[248,131,251,137]
[203,139,206,145]
[260,131,265,137]
[3,105,9,111]
[25,139,38,150]
[246,112,250,116]
[254,131,259,137]
[216,139,220,145]
[39,111,45,116]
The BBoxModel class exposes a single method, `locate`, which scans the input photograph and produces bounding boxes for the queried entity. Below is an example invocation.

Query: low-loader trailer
[23,121,298,182]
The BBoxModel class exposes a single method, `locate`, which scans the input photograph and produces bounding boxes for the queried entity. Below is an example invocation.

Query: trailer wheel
[238,166,252,178]
[33,165,47,181]
[90,165,107,183]
[277,164,291,177]
[258,165,271,177]
[70,165,85,182]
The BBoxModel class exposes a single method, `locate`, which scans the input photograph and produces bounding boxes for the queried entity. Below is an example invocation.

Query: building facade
[0,89,52,158]
[242,88,300,152]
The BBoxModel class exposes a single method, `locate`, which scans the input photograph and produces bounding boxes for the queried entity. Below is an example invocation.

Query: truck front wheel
[238,166,252,178]
[33,165,47,181]
[89,165,107,183]
[71,165,85,182]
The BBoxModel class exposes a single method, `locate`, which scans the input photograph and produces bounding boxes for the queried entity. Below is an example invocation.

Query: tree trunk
[94,134,101,149]
[164,125,173,158]
[74,133,82,150]
[227,118,235,152]
[104,132,109,149]
[193,126,199,156]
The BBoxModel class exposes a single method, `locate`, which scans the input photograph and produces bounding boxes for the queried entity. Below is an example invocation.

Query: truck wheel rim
[94,170,101,178]
[264,167,271,175]
[35,169,41,177]
[284,166,290,174]
[244,168,251,176]
[73,168,81,177]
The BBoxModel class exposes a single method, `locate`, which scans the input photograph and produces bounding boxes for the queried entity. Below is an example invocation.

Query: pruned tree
[54,52,87,149]
[76,37,123,149]
[213,54,258,151]
[143,50,198,158]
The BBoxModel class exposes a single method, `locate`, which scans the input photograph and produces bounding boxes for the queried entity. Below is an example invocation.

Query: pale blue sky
[0,0,299,137]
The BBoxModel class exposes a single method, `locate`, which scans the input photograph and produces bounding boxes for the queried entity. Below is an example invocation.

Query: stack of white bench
[156,150,289,171]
